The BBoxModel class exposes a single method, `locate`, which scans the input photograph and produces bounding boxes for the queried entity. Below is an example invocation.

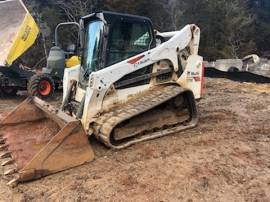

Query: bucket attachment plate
[0,97,94,186]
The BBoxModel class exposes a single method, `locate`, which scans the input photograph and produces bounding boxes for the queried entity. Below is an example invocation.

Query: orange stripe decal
[127,55,145,64]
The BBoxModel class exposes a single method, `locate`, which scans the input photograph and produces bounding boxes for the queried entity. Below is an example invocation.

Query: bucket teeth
[0,144,8,151]
[0,138,6,144]
[0,151,11,159]
[4,168,17,176]
[7,177,19,188]
[1,159,14,166]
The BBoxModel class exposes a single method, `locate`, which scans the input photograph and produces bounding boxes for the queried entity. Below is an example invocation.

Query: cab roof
[81,11,152,25]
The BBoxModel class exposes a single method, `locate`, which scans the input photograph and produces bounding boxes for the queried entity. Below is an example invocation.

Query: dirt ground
[0,77,270,202]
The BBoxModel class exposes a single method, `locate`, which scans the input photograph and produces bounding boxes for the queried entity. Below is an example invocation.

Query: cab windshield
[83,20,104,74]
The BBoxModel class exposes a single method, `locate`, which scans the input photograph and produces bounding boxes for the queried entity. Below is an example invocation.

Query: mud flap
[0,97,94,186]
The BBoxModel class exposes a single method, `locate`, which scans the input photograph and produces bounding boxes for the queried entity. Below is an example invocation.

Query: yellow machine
[66,56,80,68]
[0,0,39,66]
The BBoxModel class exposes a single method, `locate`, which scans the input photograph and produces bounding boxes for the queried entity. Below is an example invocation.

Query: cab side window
[106,21,152,66]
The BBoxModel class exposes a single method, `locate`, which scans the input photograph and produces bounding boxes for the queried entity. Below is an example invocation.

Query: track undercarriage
[93,84,198,149]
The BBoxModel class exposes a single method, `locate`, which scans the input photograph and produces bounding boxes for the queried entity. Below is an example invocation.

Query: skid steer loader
[0,11,204,186]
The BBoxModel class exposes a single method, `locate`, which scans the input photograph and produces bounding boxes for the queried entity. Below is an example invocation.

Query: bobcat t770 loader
[0,11,204,186]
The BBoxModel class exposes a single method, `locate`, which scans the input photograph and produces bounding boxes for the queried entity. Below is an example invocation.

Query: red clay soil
[1,119,60,170]
[0,78,270,201]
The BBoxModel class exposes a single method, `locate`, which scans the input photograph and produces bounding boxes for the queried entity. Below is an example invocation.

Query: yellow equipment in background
[0,0,39,66]
[66,56,80,68]
[6,13,39,65]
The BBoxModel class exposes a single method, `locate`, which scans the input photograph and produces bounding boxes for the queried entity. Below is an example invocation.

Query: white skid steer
[0,11,204,186]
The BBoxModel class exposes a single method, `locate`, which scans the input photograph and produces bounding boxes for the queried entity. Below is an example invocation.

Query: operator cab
[81,11,156,78]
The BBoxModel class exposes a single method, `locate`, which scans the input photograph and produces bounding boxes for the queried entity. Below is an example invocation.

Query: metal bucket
[0,97,94,186]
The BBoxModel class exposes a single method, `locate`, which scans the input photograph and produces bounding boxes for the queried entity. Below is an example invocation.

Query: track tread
[92,84,198,149]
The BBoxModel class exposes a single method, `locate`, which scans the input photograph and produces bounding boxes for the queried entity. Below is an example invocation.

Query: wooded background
[22,0,270,67]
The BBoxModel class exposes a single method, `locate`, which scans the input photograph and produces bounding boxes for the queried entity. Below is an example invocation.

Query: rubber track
[92,84,198,149]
